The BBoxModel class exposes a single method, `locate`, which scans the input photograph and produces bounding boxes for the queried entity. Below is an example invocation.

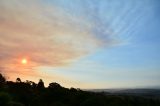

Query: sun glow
[21,58,27,64]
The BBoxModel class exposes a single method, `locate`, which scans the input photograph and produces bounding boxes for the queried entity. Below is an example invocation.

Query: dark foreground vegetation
[0,73,160,106]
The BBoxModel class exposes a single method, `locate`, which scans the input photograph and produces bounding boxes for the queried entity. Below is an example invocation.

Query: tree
[26,80,37,88]
[48,82,61,89]
[0,73,6,88]
[37,79,44,89]
[0,92,11,106]
[16,78,21,83]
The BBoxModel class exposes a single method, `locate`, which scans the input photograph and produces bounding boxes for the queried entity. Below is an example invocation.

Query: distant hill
[89,88,160,94]
[87,88,160,98]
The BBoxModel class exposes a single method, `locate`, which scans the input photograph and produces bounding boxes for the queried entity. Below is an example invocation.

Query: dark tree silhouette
[37,79,44,89]
[0,73,160,106]
[0,92,11,106]
[16,78,21,83]
[0,73,5,88]
[48,82,62,89]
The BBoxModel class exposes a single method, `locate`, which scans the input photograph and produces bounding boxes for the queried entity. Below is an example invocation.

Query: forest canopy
[0,73,160,106]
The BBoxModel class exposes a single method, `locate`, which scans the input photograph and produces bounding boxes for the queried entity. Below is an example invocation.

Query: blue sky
[0,0,160,88]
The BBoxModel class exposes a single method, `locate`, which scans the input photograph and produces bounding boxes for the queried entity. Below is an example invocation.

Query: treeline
[0,73,160,106]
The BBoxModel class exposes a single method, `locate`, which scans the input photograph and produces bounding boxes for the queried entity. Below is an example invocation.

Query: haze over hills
[88,88,160,96]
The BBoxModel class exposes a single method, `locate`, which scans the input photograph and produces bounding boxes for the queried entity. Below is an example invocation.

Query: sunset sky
[0,0,160,89]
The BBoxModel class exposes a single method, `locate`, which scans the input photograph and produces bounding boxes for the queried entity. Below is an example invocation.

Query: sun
[21,58,27,64]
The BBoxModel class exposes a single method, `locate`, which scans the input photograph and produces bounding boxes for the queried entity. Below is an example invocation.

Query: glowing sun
[21,58,27,64]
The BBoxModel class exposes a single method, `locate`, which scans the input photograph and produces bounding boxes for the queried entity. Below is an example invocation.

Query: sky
[0,0,160,89]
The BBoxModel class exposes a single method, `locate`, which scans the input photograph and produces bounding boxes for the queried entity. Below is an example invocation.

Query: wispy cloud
[0,0,158,89]
[0,0,116,76]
